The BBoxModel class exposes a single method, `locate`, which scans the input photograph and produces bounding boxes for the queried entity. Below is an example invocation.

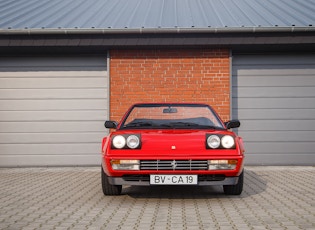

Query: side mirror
[104,120,118,129]
[225,120,240,129]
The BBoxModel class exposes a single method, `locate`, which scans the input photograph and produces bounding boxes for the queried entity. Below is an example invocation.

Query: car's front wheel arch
[101,166,122,196]
[223,170,244,195]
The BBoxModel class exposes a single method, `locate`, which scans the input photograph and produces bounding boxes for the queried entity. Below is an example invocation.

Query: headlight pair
[112,134,141,149]
[206,134,235,149]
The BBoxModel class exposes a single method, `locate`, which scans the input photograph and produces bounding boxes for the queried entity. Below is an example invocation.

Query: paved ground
[0,166,314,230]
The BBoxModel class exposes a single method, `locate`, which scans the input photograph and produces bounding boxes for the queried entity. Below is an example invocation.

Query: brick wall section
[109,49,231,122]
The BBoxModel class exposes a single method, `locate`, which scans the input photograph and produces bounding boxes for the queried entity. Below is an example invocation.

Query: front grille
[140,160,208,171]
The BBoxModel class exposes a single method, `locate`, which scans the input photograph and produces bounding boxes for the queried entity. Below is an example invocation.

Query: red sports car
[101,103,245,195]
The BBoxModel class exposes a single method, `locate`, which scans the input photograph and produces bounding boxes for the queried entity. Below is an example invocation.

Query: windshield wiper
[169,122,201,127]
[124,121,153,128]
[163,122,222,129]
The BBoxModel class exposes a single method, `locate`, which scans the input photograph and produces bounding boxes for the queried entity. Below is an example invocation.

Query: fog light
[208,160,237,170]
[111,159,140,170]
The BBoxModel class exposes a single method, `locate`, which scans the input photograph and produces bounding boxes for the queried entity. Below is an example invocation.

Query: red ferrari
[101,103,245,195]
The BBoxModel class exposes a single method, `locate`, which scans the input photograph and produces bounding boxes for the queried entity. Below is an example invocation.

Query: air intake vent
[140,160,208,171]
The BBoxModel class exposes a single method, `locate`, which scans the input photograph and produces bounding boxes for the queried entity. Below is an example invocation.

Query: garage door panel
[233,67,315,76]
[0,99,108,111]
[245,142,315,154]
[0,111,107,121]
[232,55,315,65]
[0,56,106,71]
[0,76,107,89]
[0,88,107,99]
[0,133,104,144]
[232,75,315,87]
[235,108,315,120]
[232,98,315,109]
[239,120,315,131]
[0,154,100,167]
[233,86,315,98]
[245,154,313,165]
[0,71,106,78]
[0,143,101,155]
[0,121,106,133]
[240,131,315,142]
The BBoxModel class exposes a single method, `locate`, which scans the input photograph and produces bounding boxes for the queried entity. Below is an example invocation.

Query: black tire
[101,167,122,195]
[223,170,244,195]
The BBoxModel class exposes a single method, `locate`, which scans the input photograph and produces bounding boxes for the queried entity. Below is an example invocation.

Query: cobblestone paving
[0,166,314,230]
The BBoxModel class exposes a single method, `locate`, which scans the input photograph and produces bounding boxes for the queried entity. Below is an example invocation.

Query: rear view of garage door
[0,56,108,166]
[232,54,315,165]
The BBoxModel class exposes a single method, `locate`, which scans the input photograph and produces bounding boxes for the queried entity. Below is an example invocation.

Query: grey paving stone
[0,166,314,230]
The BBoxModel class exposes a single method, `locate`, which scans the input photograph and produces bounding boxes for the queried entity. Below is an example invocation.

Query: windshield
[120,104,224,130]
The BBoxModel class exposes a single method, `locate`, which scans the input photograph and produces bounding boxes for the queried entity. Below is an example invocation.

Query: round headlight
[221,135,235,149]
[207,135,221,149]
[112,135,126,149]
[126,135,140,149]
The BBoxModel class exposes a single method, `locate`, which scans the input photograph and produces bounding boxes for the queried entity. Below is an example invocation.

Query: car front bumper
[107,175,239,186]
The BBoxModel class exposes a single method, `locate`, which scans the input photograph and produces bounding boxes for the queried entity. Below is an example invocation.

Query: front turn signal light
[208,160,238,170]
[111,159,140,170]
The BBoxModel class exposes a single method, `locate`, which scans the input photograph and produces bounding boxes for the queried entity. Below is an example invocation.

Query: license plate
[150,174,198,185]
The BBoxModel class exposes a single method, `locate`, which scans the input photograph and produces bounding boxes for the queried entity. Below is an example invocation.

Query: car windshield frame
[118,103,225,130]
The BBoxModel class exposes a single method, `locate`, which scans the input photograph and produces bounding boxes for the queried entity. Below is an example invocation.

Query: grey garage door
[232,54,315,165]
[0,56,108,166]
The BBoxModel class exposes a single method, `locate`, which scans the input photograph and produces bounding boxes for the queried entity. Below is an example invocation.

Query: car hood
[114,129,233,152]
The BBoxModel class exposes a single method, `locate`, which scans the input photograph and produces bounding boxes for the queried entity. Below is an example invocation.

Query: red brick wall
[109,49,231,122]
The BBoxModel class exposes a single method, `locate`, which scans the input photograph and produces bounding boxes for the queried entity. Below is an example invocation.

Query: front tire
[223,170,244,195]
[101,167,122,195]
